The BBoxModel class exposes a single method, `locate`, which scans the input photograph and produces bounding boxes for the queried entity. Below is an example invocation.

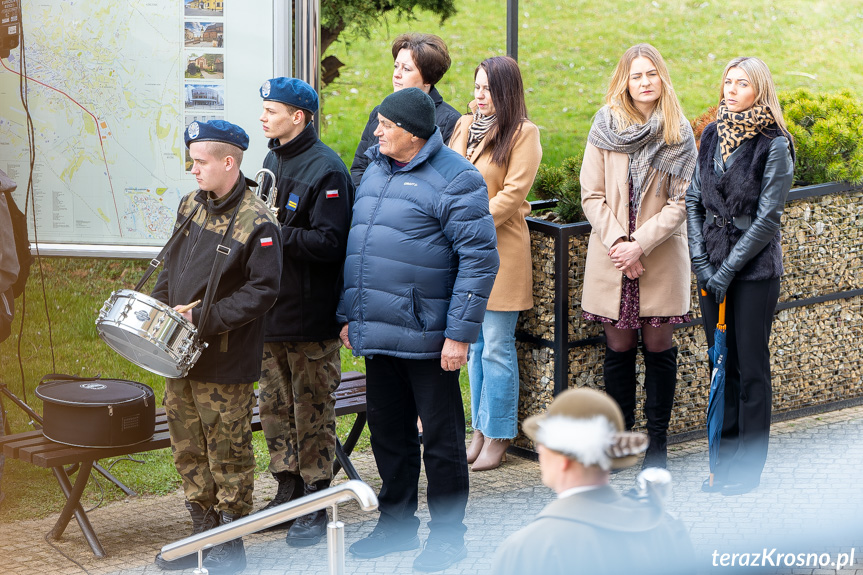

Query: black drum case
[35,378,155,447]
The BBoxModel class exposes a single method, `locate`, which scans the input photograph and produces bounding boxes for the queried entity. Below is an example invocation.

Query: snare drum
[96,289,206,378]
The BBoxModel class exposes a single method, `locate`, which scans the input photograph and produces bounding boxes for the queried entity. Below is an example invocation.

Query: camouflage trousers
[164,378,256,516]
[258,339,341,484]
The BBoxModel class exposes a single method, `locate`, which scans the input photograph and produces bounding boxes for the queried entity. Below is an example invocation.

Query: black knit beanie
[377,88,436,140]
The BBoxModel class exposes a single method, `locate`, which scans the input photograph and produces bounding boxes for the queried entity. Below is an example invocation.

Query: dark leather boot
[642,346,678,469]
[259,470,302,530]
[202,511,247,575]
[154,500,220,570]
[603,346,638,430]
[285,479,330,547]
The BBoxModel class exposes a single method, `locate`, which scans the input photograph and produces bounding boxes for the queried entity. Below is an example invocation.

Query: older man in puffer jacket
[338,88,499,573]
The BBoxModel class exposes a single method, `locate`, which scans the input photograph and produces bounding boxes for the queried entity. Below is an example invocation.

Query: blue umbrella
[705,294,727,488]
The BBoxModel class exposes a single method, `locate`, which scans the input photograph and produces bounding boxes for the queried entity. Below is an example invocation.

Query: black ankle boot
[202,511,247,575]
[642,346,678,469]
[603,347,638,430]
[285,479,330,547]
[259,470,302,530]
[154,501,220,570]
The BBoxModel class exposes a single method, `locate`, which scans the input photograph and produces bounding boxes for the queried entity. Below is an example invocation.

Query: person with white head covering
[492,388,695,575]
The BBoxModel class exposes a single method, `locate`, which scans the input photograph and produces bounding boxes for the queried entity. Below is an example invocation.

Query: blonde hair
[605,43,685,145]
[719,57,789,135]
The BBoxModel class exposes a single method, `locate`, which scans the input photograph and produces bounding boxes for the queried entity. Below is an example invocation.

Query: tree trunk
[320,22,346,86]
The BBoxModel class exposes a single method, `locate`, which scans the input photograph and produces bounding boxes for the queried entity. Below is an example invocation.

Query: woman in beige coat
[580,44,696,468]
[449,56,542,471]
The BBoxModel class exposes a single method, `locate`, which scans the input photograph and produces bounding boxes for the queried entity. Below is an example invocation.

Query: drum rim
[36,380,154,407]
[106,289,195,329]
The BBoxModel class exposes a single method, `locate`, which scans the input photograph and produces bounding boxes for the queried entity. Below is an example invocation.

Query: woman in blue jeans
[449,56,542,471]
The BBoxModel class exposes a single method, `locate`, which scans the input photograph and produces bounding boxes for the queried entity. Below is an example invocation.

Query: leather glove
[695,263,717,290]
[706,262,735,304]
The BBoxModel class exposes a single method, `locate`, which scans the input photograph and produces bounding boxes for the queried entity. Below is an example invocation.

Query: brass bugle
[254,168,279,218]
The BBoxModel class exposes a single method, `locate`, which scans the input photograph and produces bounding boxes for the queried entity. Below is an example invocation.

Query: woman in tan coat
[449,56,542,471]
[580,44,696,468]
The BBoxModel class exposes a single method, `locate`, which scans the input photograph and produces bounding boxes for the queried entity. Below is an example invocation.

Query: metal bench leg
[341,413,366,457]
[64,461,138,497]
[50,461,107,558]
[333,413,366,480]
[334,439,361,481]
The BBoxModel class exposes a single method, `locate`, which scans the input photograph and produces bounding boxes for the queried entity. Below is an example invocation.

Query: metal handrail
[160,479,378,571]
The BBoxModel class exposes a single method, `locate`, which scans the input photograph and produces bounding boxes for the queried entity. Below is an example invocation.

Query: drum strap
[195,201,242,342]
[134,204,203,292]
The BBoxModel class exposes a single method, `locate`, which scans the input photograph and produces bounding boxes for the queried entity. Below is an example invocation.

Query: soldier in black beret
[254,77,355,547]
[153,120,283,574]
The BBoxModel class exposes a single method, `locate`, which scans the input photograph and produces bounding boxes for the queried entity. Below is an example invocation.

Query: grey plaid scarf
[588,105,696,207]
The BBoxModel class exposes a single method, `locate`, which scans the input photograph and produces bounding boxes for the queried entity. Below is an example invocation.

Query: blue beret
[184,120,249,150]
[260,77,319,114]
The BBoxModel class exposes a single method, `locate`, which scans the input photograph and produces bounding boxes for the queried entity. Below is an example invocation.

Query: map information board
[0,0,274,252]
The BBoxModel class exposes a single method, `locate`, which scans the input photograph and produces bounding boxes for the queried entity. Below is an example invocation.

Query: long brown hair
[476,56,529,166]
[605,43,685,145]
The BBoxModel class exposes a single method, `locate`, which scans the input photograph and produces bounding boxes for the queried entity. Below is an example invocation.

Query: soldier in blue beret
[153,119,283,574]
[253,78,354,548]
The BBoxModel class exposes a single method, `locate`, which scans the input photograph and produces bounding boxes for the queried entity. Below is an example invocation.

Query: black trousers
[699,277,780,485]
[364,355,469,543]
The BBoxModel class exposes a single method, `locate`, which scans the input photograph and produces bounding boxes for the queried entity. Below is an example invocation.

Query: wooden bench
[0,371,367,558]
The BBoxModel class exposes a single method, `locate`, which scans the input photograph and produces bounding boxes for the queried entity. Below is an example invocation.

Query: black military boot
[603,346,638,430]
[154,500,220,570]
[285,479,330,547]
[642,346,678,469]
[202,511,247,575]
[259,470,302,530]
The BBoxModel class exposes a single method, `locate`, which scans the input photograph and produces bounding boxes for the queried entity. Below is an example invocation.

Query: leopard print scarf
[466,107,497,161]
[716,102,774,162]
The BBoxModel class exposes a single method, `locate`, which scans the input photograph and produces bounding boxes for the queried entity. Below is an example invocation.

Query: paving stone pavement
[1,405,861,575]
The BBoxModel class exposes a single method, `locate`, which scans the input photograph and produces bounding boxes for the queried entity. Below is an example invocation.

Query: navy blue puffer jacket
[337,129,499,359]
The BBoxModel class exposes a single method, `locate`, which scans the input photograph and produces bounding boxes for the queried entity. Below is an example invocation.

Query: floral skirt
[583,274,689,330]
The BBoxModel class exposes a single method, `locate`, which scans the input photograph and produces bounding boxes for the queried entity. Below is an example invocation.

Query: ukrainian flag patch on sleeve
[286,193,299,211]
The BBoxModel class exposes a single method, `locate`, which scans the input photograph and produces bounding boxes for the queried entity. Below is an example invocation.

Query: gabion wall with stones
[514,189,863,451]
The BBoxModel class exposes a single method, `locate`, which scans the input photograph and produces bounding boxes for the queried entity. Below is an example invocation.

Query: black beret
[260,77,319,114]
[184,119,249,150]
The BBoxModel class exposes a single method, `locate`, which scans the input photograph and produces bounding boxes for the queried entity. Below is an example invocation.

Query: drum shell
[96,289,204,378]
[36,380,156,448]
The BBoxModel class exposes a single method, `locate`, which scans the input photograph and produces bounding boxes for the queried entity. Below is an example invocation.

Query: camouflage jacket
[153,172,282,384]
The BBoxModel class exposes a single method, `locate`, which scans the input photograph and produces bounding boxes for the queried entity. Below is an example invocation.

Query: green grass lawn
[321,0,861,168]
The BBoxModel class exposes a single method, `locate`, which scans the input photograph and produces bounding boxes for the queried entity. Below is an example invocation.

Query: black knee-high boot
[642,346,678,469]
[603,347,637,430]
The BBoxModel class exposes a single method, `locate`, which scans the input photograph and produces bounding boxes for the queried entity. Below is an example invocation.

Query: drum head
[98,326,188,378]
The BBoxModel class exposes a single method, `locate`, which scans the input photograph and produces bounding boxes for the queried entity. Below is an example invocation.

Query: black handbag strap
[195,201,242,341]
[134,203,202,292]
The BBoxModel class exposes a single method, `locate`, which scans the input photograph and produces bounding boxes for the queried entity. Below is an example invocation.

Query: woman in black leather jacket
[686,56,794,496]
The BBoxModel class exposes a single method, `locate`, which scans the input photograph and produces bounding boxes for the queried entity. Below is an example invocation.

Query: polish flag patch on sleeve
[326,189,339,199]
[260,237,274,247]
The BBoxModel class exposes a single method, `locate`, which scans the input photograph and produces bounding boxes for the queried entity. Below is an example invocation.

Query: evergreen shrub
[779,89,863,186]
[530,151,584,223]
